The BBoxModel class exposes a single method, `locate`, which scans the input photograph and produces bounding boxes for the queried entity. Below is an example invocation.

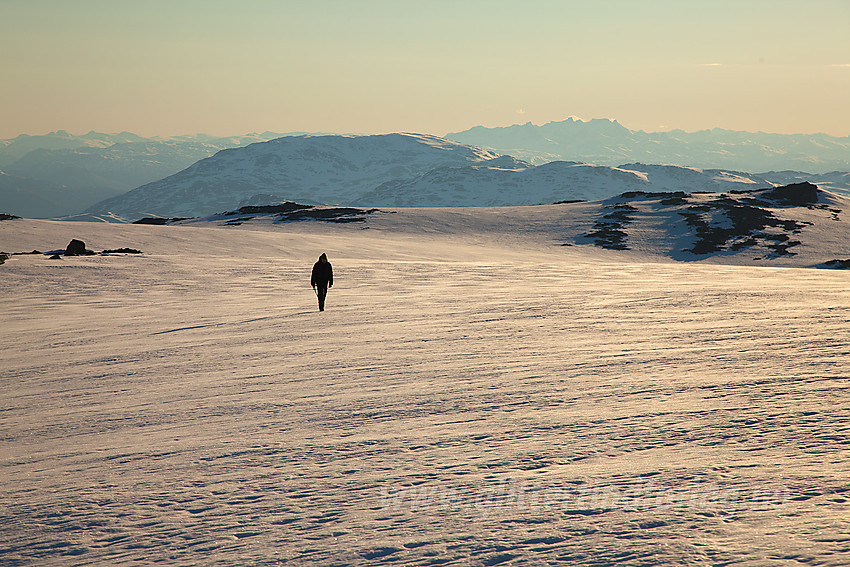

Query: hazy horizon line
[3,117,850,141]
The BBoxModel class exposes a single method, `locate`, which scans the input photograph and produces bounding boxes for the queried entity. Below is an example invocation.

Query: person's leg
[317,285,327,311]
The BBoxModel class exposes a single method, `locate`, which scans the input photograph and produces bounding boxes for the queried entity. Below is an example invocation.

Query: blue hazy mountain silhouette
[0,131,290,218]
[446,117,850,173]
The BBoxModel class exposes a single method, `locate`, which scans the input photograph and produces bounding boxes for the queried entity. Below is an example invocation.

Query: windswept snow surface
[1,209,849,566]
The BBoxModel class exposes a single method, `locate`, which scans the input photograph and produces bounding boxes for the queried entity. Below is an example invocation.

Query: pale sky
[2,0,849,138]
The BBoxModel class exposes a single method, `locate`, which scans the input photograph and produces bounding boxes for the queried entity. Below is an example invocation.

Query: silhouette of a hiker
[310,253,333,311]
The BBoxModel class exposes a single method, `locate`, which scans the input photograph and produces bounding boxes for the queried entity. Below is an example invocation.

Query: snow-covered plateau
[1,197,849,566]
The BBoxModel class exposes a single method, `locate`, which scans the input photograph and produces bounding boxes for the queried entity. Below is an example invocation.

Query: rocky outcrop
[579,183,836,261]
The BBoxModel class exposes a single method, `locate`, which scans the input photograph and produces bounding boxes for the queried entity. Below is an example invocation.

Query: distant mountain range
[3,121,850,220]
[81,133,850,222]
[446,117,850,173]
[0,130,291,218]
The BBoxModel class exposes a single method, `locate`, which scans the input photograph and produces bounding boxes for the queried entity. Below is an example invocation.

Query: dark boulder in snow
[762,182,820,206]
[65,239,95,256]
[822,259,850,269]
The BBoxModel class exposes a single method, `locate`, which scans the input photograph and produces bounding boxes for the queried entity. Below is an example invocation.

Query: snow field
[1,218,849,566]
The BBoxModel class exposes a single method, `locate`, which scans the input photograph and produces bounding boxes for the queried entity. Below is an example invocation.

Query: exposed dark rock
[223,201,381,223]
[12,250,42,255]
[226,202,309,215]
[679,198,810,256]
[763,182,819,206]
[293,207,378,223]
[728,182,820,207]
[132,217,190,225]
[822,259,850,269]
[584,225,630,250]
[583,203,637,250]
[619,190,689,200]
[660,196,689,206]
[275,205,381,223]
[65,239,95,256]
[0,252,9,265]
[101,248,142,254]
[0,213,21,221]
[224,217,253,226]
[48,254,62,260]
[579,183,821,259]
[135,202,383,225]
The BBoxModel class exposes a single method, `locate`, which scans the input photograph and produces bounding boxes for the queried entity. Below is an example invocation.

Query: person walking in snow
[311,253,333,311]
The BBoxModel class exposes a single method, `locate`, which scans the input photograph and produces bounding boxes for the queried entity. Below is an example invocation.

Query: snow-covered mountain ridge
[83,133,850,222]
[85,133,527,219]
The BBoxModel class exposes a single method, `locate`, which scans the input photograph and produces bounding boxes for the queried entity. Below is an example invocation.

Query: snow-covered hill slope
[1,206,848,566]
[85,133,527,219]
[84,133,835,221]
[358,162,787,207]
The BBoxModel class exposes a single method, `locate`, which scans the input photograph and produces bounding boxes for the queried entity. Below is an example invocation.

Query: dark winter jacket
[311,256,333,288]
